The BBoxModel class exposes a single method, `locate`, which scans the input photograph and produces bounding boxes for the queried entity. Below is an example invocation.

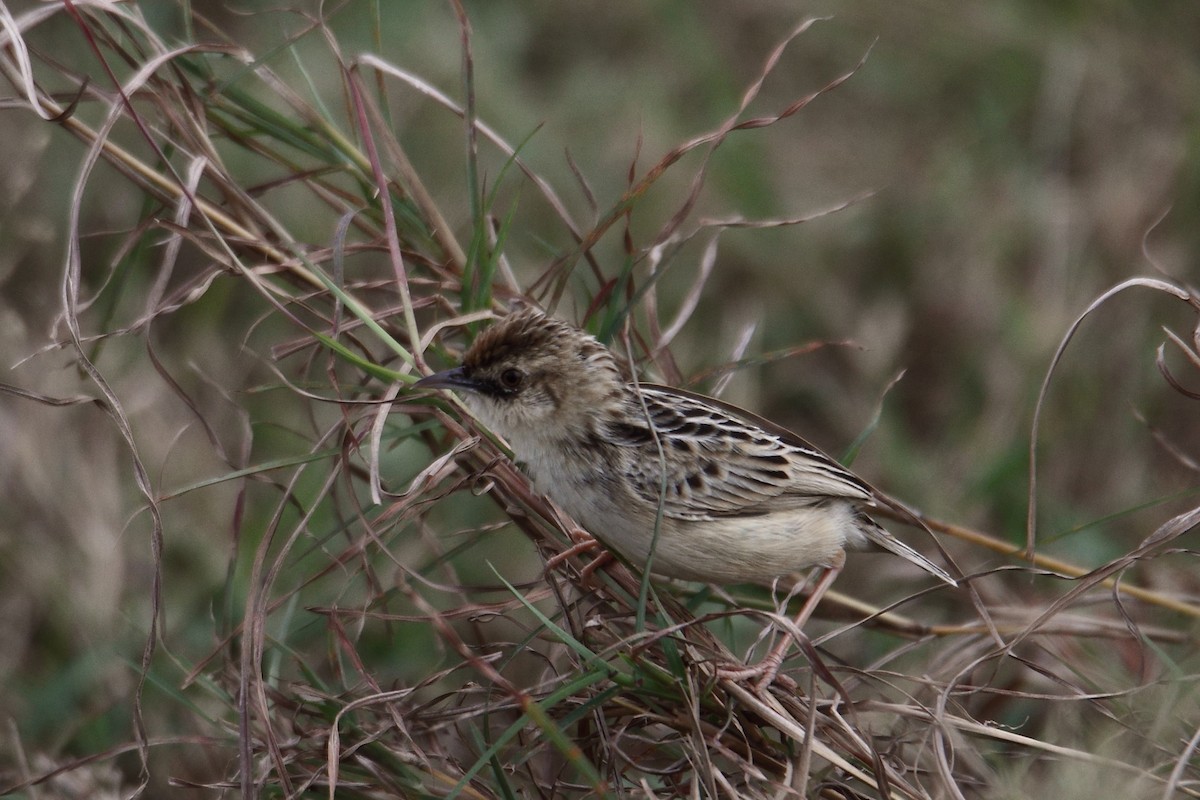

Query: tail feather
[859,517,958,587]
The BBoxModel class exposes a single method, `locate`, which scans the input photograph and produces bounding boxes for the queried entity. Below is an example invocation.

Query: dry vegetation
[1,2,1199,798]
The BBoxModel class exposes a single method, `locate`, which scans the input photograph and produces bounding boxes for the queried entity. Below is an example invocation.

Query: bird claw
[716,565,841,693]
[544,529,612,580]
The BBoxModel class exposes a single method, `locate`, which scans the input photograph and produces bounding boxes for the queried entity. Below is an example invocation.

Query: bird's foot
[544,529,612,580]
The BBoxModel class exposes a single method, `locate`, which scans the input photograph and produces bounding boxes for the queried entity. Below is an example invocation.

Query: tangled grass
[1,3,1199,798]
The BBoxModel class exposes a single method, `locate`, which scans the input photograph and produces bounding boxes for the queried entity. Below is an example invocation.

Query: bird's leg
[752,564,840,690]
[544,527,612,579]
[718,556,844,690]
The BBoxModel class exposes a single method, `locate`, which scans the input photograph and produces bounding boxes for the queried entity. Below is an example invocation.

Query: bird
[415,308,955,680]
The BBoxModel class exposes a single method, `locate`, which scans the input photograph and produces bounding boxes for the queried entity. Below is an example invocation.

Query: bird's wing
[602,385,871,521]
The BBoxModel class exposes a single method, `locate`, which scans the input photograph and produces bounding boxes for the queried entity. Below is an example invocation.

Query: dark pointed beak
[414,365,481,393]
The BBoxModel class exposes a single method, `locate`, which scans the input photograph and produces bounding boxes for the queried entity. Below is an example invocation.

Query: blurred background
[1,0,1197,795]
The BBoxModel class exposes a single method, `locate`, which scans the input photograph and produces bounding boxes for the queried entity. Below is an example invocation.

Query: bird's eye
[498,368,524,390]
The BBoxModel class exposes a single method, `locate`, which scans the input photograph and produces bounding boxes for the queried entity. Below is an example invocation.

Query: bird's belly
[643,506,855,583]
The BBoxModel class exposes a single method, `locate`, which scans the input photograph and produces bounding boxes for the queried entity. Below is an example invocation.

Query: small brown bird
[415,309,955,598]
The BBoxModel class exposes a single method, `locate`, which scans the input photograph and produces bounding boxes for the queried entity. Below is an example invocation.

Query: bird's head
[416,309,628,444]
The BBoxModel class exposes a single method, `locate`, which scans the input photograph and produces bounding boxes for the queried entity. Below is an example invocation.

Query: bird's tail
[859,515,958,586]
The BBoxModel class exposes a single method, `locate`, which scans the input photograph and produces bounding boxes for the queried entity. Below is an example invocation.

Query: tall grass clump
[1,3,1198,798]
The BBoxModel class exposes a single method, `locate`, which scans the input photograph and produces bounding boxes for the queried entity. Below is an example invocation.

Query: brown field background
[0,2,1198,797]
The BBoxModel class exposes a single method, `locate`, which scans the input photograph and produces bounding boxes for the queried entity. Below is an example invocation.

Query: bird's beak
[414,365,480,393]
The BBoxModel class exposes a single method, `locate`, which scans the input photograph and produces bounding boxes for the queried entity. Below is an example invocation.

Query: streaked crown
[443,309,629,438]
